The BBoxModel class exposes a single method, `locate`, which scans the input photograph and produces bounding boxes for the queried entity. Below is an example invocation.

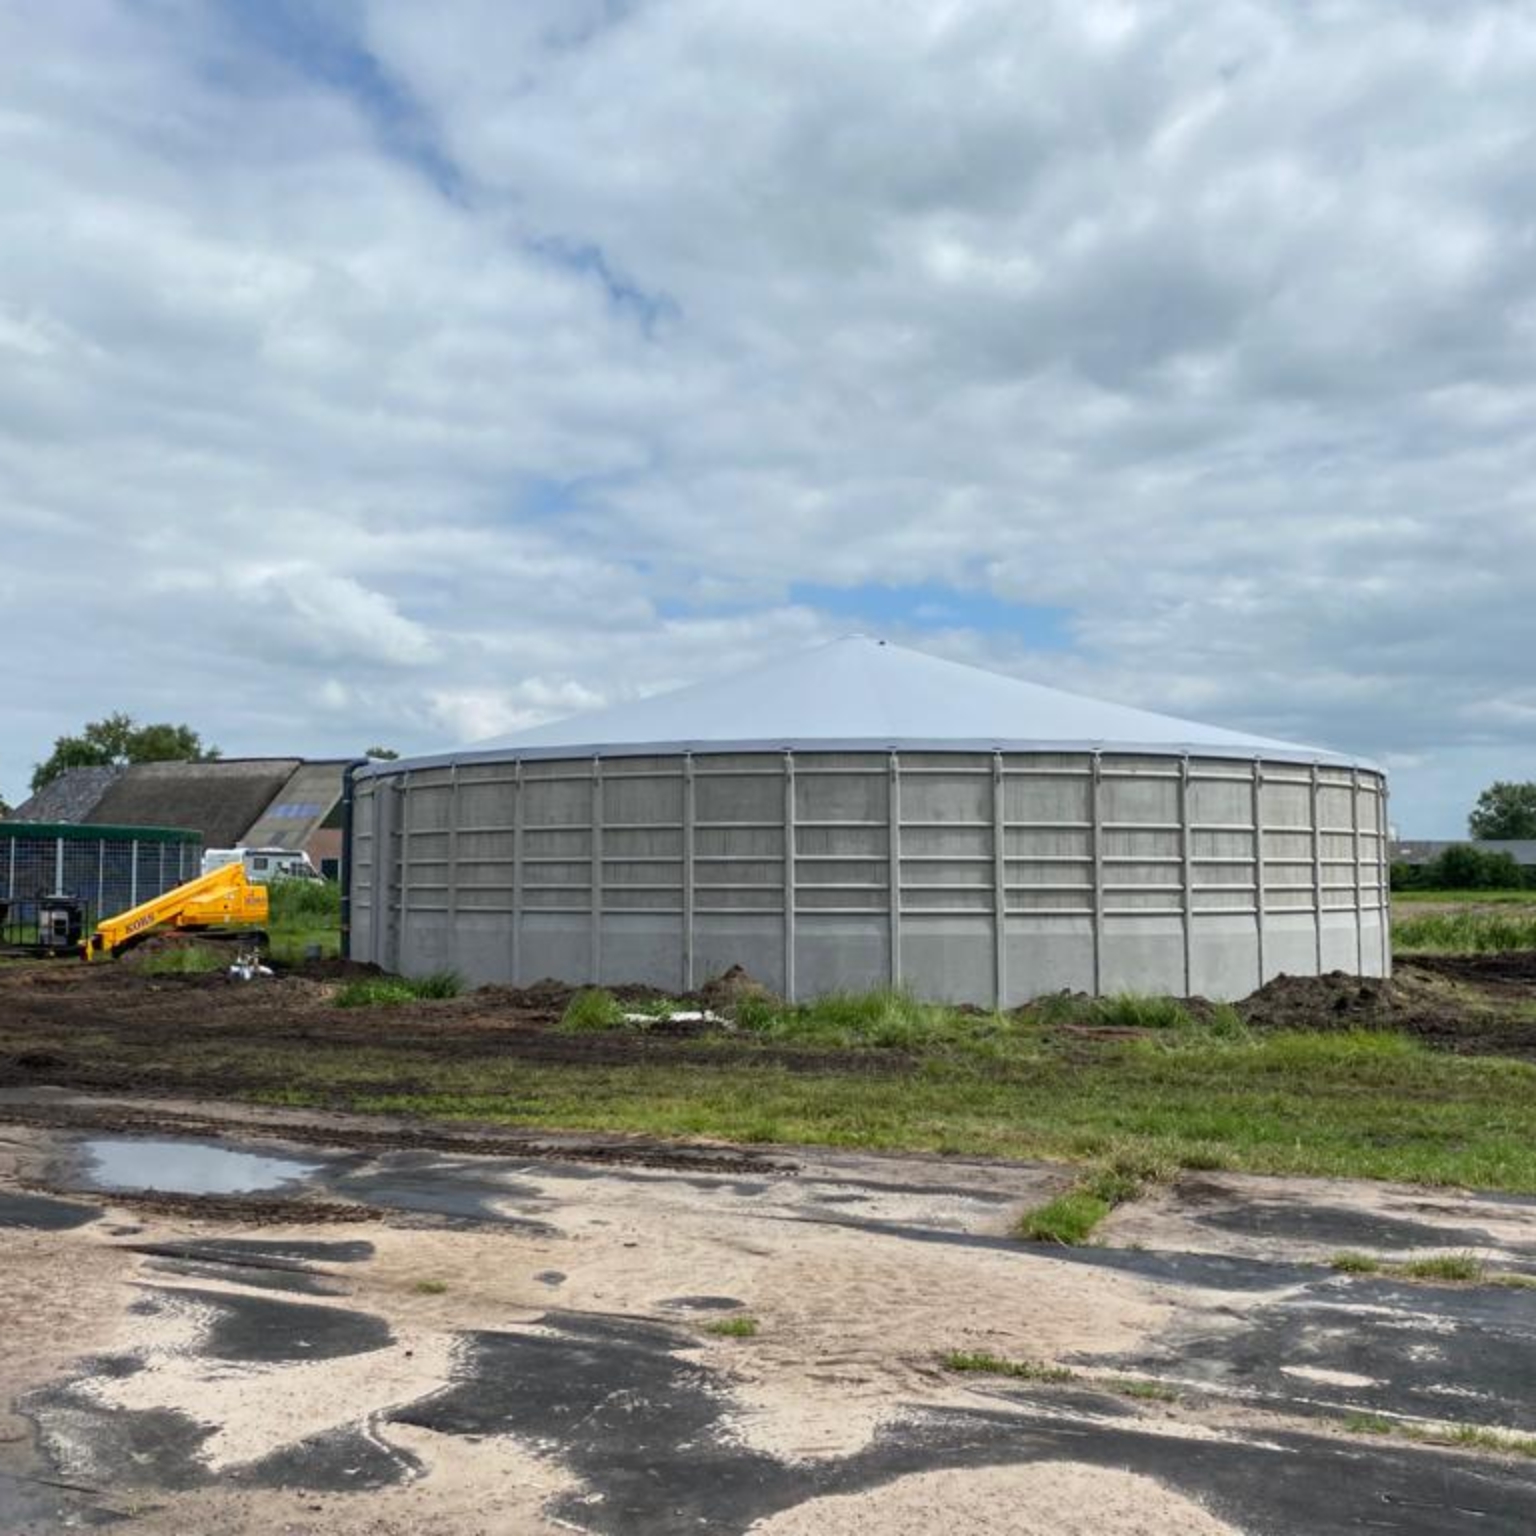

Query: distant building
[6,758,352,880]
[1391,839,1536,874]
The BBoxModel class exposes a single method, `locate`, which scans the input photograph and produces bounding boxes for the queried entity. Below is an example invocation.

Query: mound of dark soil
[1238,972,1397,1033]
[699,964,778,1011]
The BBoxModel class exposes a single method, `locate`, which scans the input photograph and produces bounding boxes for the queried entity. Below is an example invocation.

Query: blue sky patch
[210,0,465,199]
[789,582,1074,648]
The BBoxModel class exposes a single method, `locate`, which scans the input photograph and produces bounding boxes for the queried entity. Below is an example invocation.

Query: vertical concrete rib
[511,760,524,985]
[682,754,695,992]
[783,752,796,1003]
[1251,760,1266,989]
[397,774,410,974]
[888,752,902,988]
[370,781,385,967]
[1180,755,1194,997]
[446,764,460,972]
[992,751,1007,1009]
[590,757,603,984]
[1310,763,1324,972]
[1090,753,1104,995]
[1351,767,1364,976]
[1379,779,1391,976]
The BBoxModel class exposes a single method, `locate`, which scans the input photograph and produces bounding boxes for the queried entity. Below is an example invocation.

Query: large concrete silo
[349,637,1387,1003]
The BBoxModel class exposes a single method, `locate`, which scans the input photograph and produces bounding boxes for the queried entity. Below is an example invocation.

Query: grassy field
[201,886,1536,1190]
[1394,888,1536,905]
[242,1000,1536,1191]
[266,877,342,964]
[1391,908,1536,954]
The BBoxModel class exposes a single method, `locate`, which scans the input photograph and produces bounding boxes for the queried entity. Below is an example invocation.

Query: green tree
[1469,781,1536,841]
[30,713,220,792]
[1428,844,1525,890]
[364,745,400,760]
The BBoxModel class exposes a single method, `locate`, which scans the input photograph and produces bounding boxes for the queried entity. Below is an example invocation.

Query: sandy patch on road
[71,1298,455,1475]
[1103,1169,1536,1266]
[0,1215,132,1444]
[124,1424,580,1536]
[747,1461,1240,1535]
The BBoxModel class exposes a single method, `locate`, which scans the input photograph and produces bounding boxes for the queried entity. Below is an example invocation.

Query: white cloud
[0,1,1533,832]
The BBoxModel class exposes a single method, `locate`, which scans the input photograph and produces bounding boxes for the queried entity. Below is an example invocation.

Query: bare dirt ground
[5,956,1536,1532]
[4,1088,1536,1534]
[2,952,1535,1111]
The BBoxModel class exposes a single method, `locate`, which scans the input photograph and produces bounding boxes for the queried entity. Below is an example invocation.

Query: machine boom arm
[85,861,269,959]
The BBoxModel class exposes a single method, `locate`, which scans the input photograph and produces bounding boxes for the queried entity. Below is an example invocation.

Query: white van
[201,847,321,883]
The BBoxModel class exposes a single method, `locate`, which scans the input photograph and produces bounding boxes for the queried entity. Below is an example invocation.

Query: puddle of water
[80,1138,321,1196]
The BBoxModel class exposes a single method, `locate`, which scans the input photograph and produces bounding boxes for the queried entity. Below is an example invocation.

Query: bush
[560,988,626,1031]
[1086,993,1194,1029]
[334,970,462,1007]
[1397,846,1529,893]
[411,970,464,999]
[267,877,342,926]
[1431,846,1526,891]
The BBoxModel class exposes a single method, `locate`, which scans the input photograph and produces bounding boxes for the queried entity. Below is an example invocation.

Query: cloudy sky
[3,0,1533,833]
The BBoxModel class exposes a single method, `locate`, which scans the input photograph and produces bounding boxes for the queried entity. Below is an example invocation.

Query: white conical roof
[411,636,1359,769]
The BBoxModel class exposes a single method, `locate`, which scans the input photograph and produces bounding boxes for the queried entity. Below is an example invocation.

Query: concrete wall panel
[901,917,993,1005]
[795,915,890,997]
[1003,920,1095,1001]
[516,914,591,987]
[1100,916,1185,997]
[1190,916,1261,999]
[600,915,687,991]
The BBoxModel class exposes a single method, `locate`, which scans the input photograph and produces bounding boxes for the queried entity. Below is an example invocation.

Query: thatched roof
[87,760,301,849]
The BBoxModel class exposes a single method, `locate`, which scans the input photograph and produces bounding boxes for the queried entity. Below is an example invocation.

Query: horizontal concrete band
[350,750,1390,1005]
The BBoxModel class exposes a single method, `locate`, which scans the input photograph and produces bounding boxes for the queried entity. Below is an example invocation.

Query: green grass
[1329,1252,1382,1274]
[704,1316,759,1338]
[1033,992,1193,1030]
[942,1351,1075,1383]
[732,988,976,1051]
[1340,1412,1536,1460]
[138,944,226,976]
[411,1279,449,1295]
[268,925,341,965]
[1399,1252,1485,1282]
[1394,889,1536,906]
[1329,1250,1536,1287]
[1019,1147,1175,1244]
[333,970,463,1007]
[560,988,626,1031]
[1110,1378,1181,1402]
[266,877,342,925]
[231,1022,1536,1194]
[1343,1412,1397,1436]
[1018,1191,1113,1244]
[265,877,342,964]
[1441,1425,1536,1459]
[1393,909,1536,954]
